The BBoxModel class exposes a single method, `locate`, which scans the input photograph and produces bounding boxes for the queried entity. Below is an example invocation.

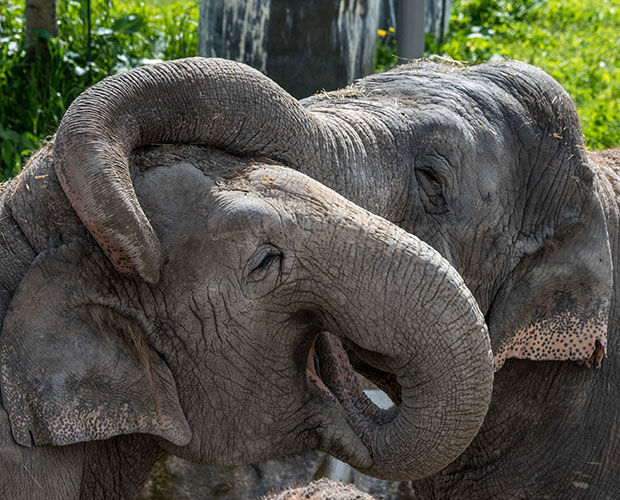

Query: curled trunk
[52,58,494,480]
[298,196,493,480]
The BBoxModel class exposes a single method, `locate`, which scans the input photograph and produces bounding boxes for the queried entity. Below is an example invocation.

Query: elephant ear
[0,246,191,448]
[490,171,613,370]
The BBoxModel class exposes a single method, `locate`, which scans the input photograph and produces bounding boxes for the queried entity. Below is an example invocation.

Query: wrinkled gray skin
[291,61,620,497]
[0,138,492,495]
[327,64,620,498]
[0,56,617,497]
[160,58,620,498]
[47,57,620,497]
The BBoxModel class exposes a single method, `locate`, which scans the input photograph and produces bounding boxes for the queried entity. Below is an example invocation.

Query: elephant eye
[247,244,283,282]
[415,153,455,214]
[416,167,442,196]
[416,167,447,214]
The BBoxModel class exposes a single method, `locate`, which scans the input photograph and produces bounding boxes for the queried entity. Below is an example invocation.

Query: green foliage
[0,0,198,180]
[439,0,620,150]
[375,27,398,73]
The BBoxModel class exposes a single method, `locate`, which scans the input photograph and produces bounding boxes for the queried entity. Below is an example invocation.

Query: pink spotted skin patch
[493,312,608,370]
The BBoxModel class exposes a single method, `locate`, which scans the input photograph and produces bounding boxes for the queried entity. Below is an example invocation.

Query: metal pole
[397,0,425,63]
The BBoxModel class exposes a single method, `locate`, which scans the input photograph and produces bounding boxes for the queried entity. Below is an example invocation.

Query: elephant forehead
[207,190,289,239]
[134,161,219,247]
[135,161,217,217]
[239,165,368,220]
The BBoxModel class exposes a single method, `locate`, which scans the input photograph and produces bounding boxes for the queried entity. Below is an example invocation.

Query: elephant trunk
[53,58,329,283]
[303,205,494,481]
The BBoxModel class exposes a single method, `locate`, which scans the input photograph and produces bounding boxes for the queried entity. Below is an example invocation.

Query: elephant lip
[305,332,397,454]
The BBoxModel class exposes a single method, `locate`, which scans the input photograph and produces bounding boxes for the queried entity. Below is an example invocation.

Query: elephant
[1,56,618,498]
[24,57,617,498]
[0,104,494,496]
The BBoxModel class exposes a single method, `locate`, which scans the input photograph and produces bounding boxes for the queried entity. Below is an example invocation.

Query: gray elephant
[0,74,493,497]
[29,57,617,498]
[2,56,618,498]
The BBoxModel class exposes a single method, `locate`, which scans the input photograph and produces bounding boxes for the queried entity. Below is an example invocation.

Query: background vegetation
[441,0,620,151]
[377,0,619,151]
[0,0,198,179]
[1,0,618,180]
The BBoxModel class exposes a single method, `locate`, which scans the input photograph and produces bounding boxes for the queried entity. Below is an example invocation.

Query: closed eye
[414,153,455,214]
[416,167,443,197]
[248,244,283,282]
[253,252,280,273]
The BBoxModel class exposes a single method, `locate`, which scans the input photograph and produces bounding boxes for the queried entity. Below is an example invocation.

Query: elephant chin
[306,332,399,460]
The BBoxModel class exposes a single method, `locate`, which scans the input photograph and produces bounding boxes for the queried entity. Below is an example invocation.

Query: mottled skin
[131,60,618,497]
[329,70,620,498]
[0,145,492,497]
[193,60,617,496]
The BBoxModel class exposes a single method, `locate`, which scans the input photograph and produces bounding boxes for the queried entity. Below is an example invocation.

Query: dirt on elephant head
[590,147,620,172]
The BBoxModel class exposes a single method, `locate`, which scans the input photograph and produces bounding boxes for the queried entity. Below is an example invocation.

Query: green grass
[438,0,620,150]
[0,0,198,179]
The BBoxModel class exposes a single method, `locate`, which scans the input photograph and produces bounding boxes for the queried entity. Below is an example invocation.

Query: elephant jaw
[305,332,397,469]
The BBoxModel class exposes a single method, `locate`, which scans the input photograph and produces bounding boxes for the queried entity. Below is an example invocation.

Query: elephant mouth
[305,332,398,449]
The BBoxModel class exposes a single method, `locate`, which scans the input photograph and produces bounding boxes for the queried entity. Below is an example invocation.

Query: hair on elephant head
[0,132,493,492]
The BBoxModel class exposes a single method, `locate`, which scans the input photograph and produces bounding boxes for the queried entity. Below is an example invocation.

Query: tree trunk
[25,0,57,60]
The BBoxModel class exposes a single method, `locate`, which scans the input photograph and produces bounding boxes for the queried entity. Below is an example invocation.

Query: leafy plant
[0,0,198,180]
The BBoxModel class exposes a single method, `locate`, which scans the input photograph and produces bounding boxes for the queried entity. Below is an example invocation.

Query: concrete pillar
[397,0,425,62]
[380,0,453,61]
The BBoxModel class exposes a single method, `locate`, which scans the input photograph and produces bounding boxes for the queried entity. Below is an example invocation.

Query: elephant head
[339,61,614,370]
[0,144,493,481]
